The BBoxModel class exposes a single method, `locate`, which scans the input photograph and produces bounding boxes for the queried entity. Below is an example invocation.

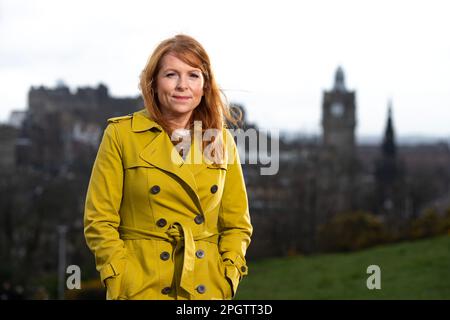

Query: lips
[173,95,191,100]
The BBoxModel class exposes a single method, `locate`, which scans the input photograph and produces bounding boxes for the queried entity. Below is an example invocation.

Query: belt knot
[166,224,183,245]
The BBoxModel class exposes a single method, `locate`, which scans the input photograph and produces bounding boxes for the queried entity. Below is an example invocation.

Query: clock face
[330,102,344,117]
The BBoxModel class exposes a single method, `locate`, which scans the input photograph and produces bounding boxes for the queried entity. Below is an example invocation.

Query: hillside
[236,235,450,299]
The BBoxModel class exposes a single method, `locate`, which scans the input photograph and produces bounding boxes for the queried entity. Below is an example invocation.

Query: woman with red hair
[84,34,253,300]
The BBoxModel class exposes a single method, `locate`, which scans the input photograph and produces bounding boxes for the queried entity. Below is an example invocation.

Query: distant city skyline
[1,0,449,138]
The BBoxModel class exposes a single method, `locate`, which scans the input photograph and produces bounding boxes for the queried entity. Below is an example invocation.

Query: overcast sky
[1,0,449,139]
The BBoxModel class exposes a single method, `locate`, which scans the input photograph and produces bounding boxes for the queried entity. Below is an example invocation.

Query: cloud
[1,0,449,136]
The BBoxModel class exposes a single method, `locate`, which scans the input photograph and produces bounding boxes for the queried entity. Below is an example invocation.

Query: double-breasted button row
[158,215,205,227]
[150,185,160,194]
[163,285,206,295]
[160,251,170,261]
[152,184,217,195]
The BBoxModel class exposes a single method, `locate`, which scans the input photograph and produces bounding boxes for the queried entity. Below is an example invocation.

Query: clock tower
[322,66,356,158]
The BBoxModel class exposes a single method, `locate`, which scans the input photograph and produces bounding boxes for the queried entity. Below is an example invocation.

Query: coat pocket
[105,256,142,300]
[224,263,240,298]
[218,258,234,299]
[104,259,128,300]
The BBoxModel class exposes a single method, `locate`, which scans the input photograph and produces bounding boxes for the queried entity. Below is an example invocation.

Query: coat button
[160,251,170,261]
[161,287,171,295]
[195,249,205,259]
[241,266,247,273]
[150,185,160,194]
[196,284,206,294]
[156,218,167,228]
[194,215,204,224]
[210,185,218,194]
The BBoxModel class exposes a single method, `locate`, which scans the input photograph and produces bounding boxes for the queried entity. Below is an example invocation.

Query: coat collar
[132,108,227,168]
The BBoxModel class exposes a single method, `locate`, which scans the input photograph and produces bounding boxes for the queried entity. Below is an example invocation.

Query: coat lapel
[134,109,228,214]
[134,110,203,212]
[139,130,199,194]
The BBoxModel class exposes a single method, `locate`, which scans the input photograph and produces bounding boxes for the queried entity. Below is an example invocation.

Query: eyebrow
[162,68,202,73]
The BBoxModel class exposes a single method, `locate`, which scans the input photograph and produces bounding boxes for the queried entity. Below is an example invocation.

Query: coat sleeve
[218,129,253,296]
[84,123,127,286]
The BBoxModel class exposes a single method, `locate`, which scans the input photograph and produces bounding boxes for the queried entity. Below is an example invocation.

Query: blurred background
[0,0,449,299]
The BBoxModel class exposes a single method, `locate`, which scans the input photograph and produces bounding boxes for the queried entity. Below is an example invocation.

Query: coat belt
[118,223,219,296]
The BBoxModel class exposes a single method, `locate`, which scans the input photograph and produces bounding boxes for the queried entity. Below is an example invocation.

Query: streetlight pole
[57,224,67,300]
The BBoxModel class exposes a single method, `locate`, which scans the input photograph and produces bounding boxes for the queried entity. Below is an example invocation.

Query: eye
[190,73,201,78]
[165,72,176,78]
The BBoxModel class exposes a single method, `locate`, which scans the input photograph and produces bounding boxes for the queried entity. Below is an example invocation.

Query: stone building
[0,125,18,172]
[18,82,142,175]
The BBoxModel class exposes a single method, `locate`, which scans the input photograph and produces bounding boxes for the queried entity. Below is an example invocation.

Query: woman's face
[155,53,205,123]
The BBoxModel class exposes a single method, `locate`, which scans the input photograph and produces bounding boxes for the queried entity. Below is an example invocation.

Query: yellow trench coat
[84,109,252,300]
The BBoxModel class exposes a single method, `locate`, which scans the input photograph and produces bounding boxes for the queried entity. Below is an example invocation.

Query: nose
[176,75,188,90]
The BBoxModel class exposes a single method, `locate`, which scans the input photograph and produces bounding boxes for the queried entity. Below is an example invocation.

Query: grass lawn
[235,235,450,299]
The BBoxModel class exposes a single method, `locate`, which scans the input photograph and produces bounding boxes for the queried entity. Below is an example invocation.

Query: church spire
[333,66,346,92]
[382,99,396,158]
